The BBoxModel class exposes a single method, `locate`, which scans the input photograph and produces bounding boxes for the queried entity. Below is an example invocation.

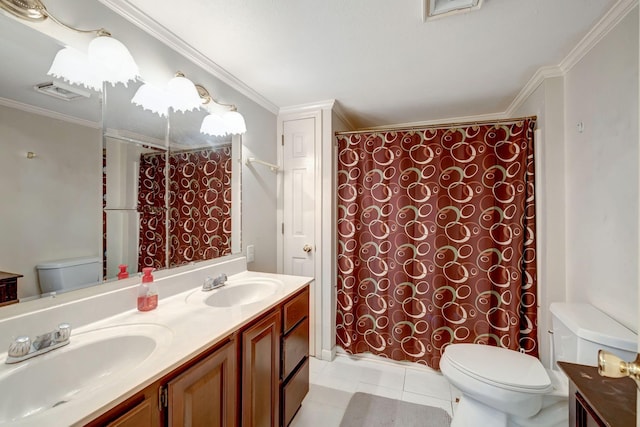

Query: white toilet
[440,303,637,427]
[36,256,102,295]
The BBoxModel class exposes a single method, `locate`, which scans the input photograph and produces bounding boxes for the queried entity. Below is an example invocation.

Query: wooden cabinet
[241,309,281,427]
[166,339,237,427]
[106,400,154,427]
[86,389,159,427]
[559,361,636,427]
[0,272,21,306]
[280,288,309,427]
[85,284,311,427]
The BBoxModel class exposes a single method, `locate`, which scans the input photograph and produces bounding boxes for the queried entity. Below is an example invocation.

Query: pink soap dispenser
[137,267,158,312]
[117,264,129,280]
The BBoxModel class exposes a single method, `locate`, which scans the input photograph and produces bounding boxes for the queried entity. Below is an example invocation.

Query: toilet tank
[36,257,102,294]
[550,302,637,368]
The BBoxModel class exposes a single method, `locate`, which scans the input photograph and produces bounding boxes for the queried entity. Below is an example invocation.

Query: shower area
[335,118,538,369]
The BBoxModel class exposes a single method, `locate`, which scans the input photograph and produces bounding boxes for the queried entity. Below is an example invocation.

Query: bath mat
[339,392,451,427]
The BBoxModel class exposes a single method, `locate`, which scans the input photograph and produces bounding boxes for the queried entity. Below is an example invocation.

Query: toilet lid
[443,344,552,392]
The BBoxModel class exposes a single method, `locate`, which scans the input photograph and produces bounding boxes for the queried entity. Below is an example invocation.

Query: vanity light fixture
[0,0,139,90]
[132,72,203,117]
[131,73,247,136]
[196,84,247,137]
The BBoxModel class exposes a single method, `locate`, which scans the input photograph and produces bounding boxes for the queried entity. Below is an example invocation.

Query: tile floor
[290,354,460,427]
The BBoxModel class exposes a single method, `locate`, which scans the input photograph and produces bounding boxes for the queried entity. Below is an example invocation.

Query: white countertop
[0,269,312,426]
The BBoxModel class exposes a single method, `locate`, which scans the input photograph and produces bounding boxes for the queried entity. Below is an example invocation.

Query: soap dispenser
[137,267,158,312]
[117,264,129,280]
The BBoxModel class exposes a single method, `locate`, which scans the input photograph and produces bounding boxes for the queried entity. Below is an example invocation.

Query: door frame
[277,109,323,358]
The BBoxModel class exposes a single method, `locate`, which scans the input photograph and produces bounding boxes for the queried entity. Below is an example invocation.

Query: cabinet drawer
[282,358,309,427]
[283,288,309,334]
[282,317,309,379]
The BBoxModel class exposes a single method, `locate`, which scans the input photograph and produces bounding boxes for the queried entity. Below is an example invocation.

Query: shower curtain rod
[335,115,536,136]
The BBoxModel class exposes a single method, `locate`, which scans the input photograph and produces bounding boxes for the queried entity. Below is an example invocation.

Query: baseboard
[321,347,336,361]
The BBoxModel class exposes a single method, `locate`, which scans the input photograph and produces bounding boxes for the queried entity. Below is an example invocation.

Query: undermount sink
[0,323,172,424]
[187,277,283,308]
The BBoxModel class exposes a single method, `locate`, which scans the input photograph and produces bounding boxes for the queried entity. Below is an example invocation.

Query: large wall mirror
[0,1,241,301]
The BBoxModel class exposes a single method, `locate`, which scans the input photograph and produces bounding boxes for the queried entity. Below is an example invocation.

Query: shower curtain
[138,146,232,271]
[336,118,537,369]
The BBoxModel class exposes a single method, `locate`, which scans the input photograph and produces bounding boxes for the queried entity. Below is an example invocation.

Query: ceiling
[111,0,619,128]
[0,0,625,129]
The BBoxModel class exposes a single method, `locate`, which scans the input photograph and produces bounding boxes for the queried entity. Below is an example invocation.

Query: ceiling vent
[34,81,91,101]
[424,0,482,21]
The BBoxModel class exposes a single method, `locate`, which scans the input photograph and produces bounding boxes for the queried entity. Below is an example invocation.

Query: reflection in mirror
[1,0,242,300]
[102,80,168,281]
[0,11,102,301]
[102,83,241,282]
[103,136,166,280]
[166,108,240,269]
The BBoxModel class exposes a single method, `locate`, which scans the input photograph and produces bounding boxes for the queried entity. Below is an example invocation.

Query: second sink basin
[187,277,284,308]
[0,323,173,425]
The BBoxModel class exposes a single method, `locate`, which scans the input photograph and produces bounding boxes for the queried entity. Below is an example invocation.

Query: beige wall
[564,9,639,332]
[514,6,639,367]
[0,105,102,299]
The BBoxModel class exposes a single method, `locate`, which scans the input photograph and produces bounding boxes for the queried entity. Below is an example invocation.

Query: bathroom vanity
[559,361,636,427]
[0,258,312,427]
[87,286,309,427]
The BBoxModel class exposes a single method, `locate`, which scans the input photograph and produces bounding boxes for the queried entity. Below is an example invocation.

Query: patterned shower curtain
[336,118,537,370]
[138,146,232,271]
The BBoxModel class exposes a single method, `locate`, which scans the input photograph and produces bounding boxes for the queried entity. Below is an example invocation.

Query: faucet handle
[204,276,214,288]
[217,273,228,282]
[8,336,31,358]
[54,323,71,343]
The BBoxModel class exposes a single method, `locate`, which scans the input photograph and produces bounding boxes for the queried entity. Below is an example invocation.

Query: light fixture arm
[195,84,237,111]
[0,0,107,35]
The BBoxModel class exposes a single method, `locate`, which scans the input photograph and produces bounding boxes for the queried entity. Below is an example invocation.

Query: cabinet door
[242,309,281,427]
[167,339,237,427]
[106,399,154,427]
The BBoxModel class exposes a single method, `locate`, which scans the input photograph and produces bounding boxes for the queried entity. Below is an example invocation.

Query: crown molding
[98,0,279,115]
[505,0,637,117]
[559,0,638,73]
[331,100,357,130]
[0,97,101,129]
[504,65,564,117]
[279,99,336,115]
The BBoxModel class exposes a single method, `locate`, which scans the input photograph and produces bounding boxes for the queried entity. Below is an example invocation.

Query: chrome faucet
[6,323,71,364]
[202,273,228,291]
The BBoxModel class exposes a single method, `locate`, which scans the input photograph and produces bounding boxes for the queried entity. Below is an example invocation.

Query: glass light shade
[200,113,229,136]
[166,75,202,112]
[131,83,169,117]
[47,47,102,92]
[88,35,139,86]
[223,111,247,135]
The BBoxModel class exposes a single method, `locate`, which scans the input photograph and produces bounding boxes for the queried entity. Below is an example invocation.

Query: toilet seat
[443,344,553,394]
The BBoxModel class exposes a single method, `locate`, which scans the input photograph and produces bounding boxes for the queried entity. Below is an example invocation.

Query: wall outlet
[247,245,255,263]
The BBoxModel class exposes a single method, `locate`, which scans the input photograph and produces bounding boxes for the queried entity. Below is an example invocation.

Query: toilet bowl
[441,344,559,427]
[440,303,637,427]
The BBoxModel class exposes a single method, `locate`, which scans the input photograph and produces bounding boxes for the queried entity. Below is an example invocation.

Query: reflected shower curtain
[138,147,232,271]
[336,118,537,369]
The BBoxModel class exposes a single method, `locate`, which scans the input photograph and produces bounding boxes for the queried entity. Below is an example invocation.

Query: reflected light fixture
[131,74,247,136]
[0,0,139,90]
[196,84,247,137]
[166,72,203,113]
[131,71,203,117]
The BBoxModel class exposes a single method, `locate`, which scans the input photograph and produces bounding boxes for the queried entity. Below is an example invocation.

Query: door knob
[303,244,313,253]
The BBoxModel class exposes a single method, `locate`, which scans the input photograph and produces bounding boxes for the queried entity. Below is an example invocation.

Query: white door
[282,116,317,357]
[282,117,316,277]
